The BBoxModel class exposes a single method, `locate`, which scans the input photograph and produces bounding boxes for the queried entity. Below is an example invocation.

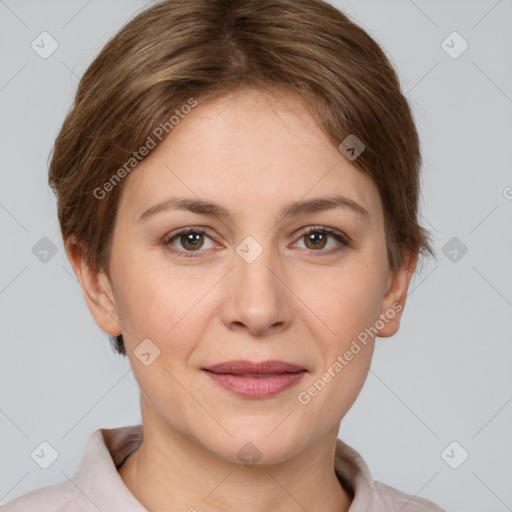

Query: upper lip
[203,360,306,375]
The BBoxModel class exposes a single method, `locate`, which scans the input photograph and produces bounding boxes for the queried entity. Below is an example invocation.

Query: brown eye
[294,227,349,253]
[179,232,205,251]
[303,231,328,250]
[163,228,216,258]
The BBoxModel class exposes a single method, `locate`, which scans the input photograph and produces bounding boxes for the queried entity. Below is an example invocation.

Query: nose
[220,239,294,337]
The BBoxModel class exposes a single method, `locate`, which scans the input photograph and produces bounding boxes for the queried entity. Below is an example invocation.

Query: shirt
[1,425,446,511]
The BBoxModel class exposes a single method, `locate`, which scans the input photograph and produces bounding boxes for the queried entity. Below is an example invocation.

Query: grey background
[1,0,511,510]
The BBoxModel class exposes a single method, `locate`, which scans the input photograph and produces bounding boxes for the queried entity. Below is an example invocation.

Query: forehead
[118,89,382,224]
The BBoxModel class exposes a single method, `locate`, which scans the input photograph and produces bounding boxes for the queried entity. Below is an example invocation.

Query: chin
[201,424,306,467]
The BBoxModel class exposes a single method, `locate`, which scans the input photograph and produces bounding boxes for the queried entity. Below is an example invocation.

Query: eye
[163,228,216,257]
[293,226,350,253]
[162,225,350,259]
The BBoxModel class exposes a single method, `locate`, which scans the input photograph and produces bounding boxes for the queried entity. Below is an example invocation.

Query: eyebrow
[138,194,369,223]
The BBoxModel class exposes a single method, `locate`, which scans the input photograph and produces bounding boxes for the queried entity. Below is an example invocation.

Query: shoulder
[1,425,144,512]
[372,480,446,511]
[0,480,89,512]
[334,439,445,512]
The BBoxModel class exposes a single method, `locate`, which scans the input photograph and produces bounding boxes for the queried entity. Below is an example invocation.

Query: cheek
[294,262,385,349]
[112,252,216,364]
[114,243,386,358]
[294,272,379,426]
[115,265,210,417]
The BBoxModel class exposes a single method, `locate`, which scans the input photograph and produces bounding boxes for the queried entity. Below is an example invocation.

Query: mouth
[202,360,307,399]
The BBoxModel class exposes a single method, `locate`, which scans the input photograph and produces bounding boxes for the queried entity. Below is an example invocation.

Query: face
[71,88,416,465]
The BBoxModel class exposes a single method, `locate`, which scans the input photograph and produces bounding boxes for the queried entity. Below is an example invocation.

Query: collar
[73,425,381,511]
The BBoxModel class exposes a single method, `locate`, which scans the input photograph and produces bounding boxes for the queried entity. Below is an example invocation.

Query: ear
[65,236,122,336]
[376,248,419,338]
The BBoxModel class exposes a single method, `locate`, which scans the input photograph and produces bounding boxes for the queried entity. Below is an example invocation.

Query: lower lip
[203,370,307,398]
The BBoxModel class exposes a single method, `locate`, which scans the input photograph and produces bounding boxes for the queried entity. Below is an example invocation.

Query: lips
[202,360,307,398]
[203,360,306,375]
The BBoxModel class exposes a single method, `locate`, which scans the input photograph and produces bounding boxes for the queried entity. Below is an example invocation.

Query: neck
[118,402,352,512]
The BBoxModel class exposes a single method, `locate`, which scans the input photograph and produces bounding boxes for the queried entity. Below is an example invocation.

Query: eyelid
[163,225,352,249]
[163,224,351,257]
[294,225,352,245]
[163,226,212,243]
[164,225,350,243]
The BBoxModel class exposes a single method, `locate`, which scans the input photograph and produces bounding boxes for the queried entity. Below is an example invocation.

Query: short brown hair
[49,0,435,356]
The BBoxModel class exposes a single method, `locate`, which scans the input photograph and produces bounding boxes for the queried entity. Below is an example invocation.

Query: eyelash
[162,226,351,259]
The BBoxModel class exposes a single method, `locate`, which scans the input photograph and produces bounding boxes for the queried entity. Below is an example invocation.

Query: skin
[66,87,417,512]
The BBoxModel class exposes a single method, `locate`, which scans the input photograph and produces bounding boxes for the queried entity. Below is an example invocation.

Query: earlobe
[376,248,419,338]
[64,237,122,337]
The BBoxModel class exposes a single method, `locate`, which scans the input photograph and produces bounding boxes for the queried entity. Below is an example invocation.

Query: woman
[2,0,445,510]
